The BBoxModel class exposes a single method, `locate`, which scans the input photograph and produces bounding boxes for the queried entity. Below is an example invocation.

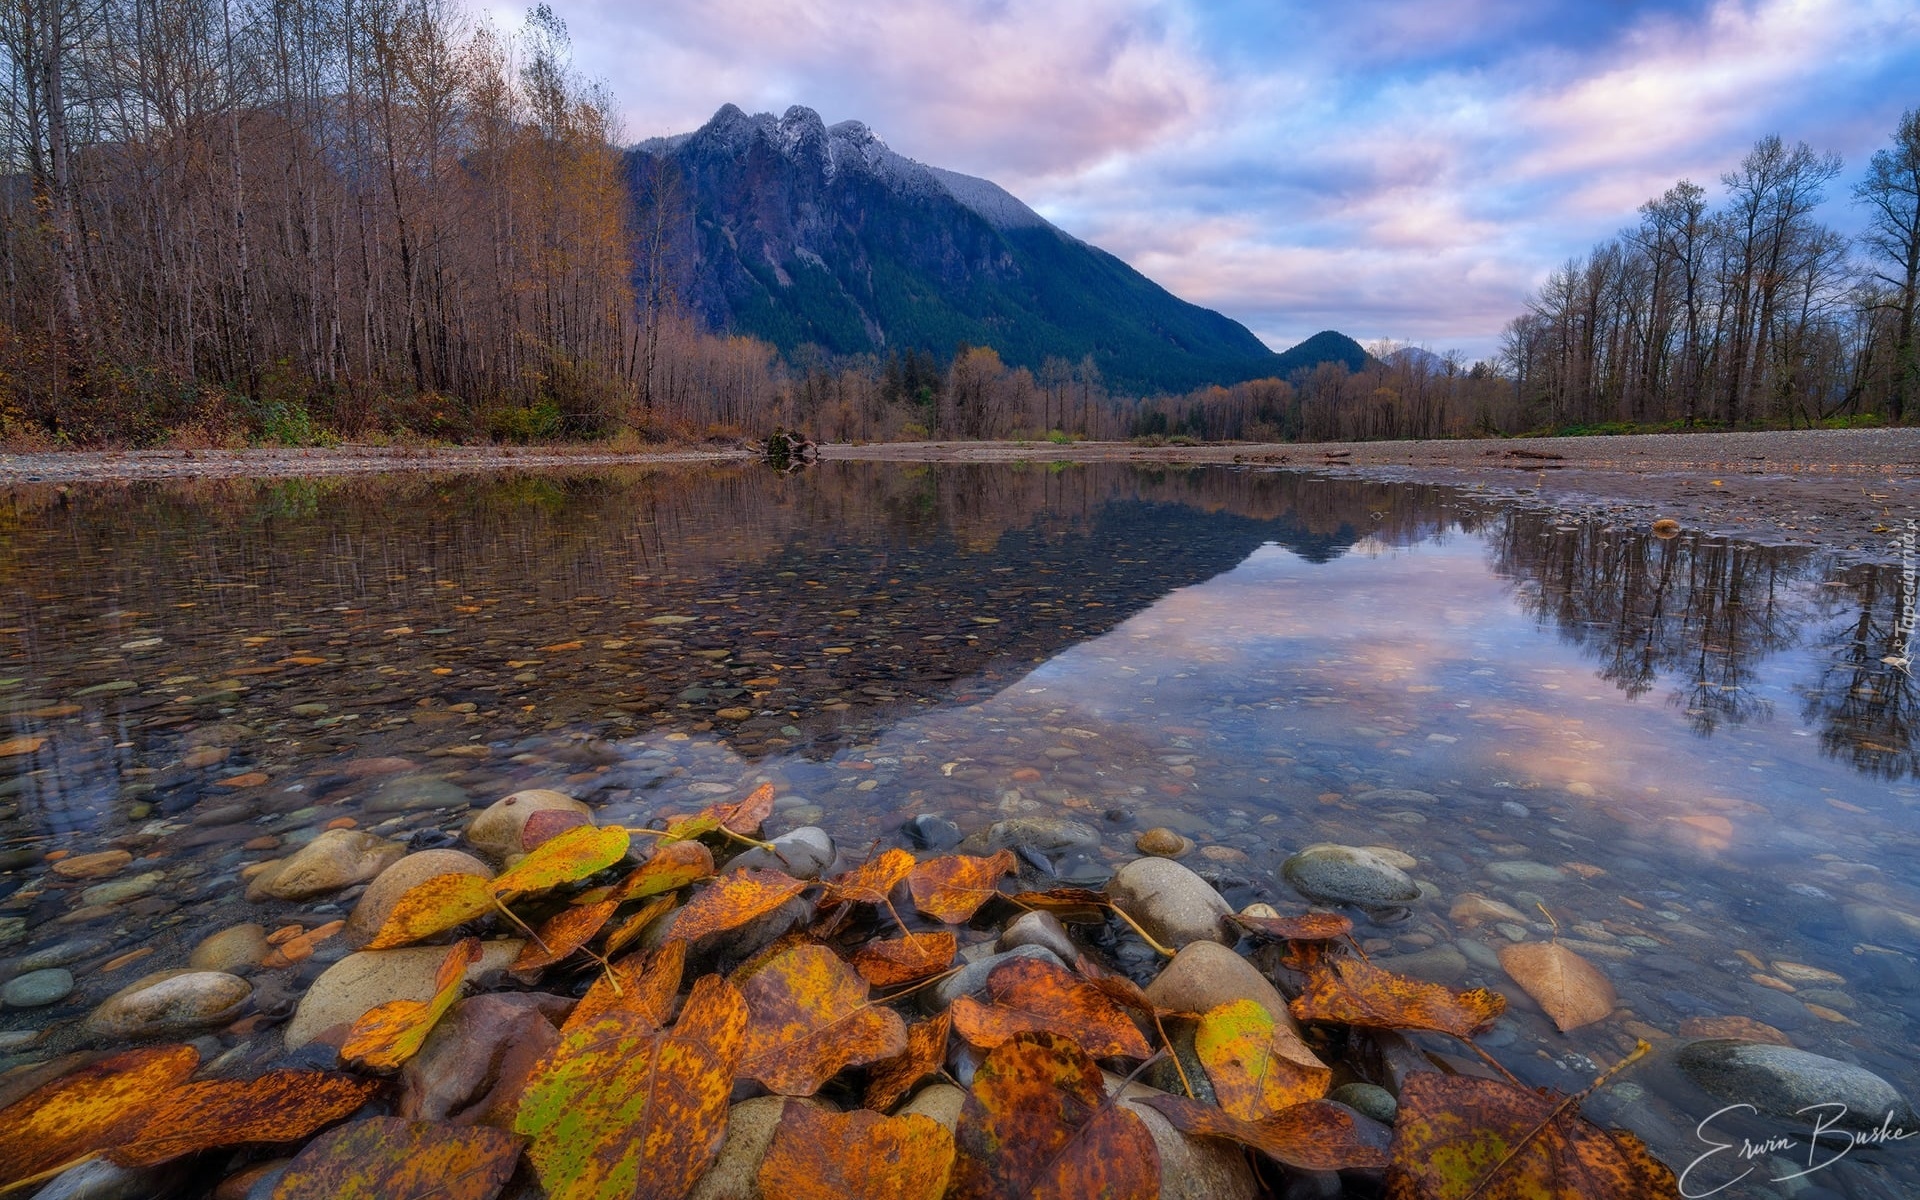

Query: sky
[500,0,1919,361]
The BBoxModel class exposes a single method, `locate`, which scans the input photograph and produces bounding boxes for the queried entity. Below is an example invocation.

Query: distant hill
[628,106,1365,395]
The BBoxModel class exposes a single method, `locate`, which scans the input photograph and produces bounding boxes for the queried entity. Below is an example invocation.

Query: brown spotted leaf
[950,1031,1159,1200]
[865,1013,952,1112]
[491,825,630,899]
[365,873,496,951]
[756,1102,955,1200]
[601,894,677,959]
[514,974,747,1200]
[851,931,958,988]
[1231,911,1355,942]
[606,841,714,903]
[0,1045,199,1187]
[711,781,778,835]
[672,869,808,945]
[735,942,908,1096]
[566,941,687,1034]
[343,939,479,1070]
[1139,1093,1390,1172]
[907,851,1016,923]
[512,901,620,973]
[1006,887,1110,923]
[1386,1072,1677,1200]
[950,956,1151,1059]
[1498,942,1617,1033]
[1292,954,1505,1039]
[825,848,917,907]
[110,1070,383,1167]
[1194,998,1332,1119]
[269,1116,522,1200]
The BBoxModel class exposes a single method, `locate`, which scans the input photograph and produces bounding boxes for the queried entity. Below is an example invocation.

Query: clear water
[2,462,1916,1196]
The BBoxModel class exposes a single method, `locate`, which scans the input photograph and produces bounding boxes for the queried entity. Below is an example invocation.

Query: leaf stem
[1107,901,1176,959]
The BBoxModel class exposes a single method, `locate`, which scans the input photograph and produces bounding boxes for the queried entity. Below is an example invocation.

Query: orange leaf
[1292,954,1506,1039]
[606,841,714,902]
[514,974,747,1200]
[566,940,686,1034]
[364,873,495,951]
[490,824,630,898]
[672,868,808,945]
[1386,1071,1678,1199]
[1231,911,1355,942]
[511,900,620,973]
[0,1045,199,1187]
[825,848,916,906]
[601,894,677,959]
[109,1070,382,1167]
[343,940,479,1070]
[261,1116,522,1200]
[1138,1093,1390,1172]
[757,1102,955,1200]
[851,931,957,988]
[865,1012,952,1112]
[1194,998,1331,1119]
[1005,887,1110,923]
[711,781,778,835]
[950,956,1151,1059]
[950,1032,1160,1200]
[1498,942,1617,1033]
[735,942,909,1096]
[907,851,1015,923]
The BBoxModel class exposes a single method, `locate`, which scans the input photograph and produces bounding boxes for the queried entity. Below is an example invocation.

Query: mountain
[628,106,1365,395]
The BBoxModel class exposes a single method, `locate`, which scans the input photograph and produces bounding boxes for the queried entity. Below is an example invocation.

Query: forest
[1,0,1915,446]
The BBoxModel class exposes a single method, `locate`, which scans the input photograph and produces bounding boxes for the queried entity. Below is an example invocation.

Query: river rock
[248,829,405,902]
[1352,788,1439,806]
[1330,1082,1399,1123]
[688,1097,829,1200]
[84,971,250,1038]
[963,817,1102,856]
[1105,1076,1258,1200]
[284,940,523,1049]
[343,849,494,948]
[365,774,469,814]
[1144,941,1320,1070]
[1676,1040,1917,1134]
[1449,893,1527,926]
[79,873,164,907]
[899,1083,967,1131]
[50,850,133,880]
[1,968,74,1008]
[29,1158,184,1200]
[189,924,271,972]
[1281,844,1419,908]
[1485,861,1567,885]
[996,911,1079,964]
[1106,857,1233,949]
[1135,828,1194,858]
[728,827,834,880]
[927,945,1066,1012]
[902,814,962,851]
[466,789,591,862]
[1377,945,1470,984]
[1842,903,1920,948]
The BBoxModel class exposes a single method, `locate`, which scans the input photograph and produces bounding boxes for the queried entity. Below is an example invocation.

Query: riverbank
[4,427,1915,561]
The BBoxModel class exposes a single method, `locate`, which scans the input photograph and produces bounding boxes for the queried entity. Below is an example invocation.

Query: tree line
[1500,115,1920,430]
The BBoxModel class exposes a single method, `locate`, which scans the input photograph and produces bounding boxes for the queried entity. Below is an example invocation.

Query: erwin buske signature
[1679,1103,1917,1197]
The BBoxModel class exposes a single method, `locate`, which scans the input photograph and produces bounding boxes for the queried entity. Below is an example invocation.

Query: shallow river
[3,461,1918,1196]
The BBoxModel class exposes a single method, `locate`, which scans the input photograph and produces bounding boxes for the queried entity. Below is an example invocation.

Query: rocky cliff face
[628,106,1362,394]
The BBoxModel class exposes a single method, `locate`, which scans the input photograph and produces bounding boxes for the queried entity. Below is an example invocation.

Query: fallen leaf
[757,1102,955,1200]
[735,942,908,1096]
[825,848,917,907]
[268,1116,522,1200]
[1005,887,1110,923]
[567,941,686,1034]
[672,869,808,946]
[950,1031,1159,1200]
[865,1013,952,1112]
[515,974,747,1200]
[851,931,957,988]
[1194,998,1331,1119]
[1230,911,1354,942]
[109,1070,382,1167]
[907,851,1016,923]
[0,736,46,758]
[950,956,1151,1059]
[1498,942,1617,1033]
[491,825,630,898]
[365,873,496,950]
[342,940,479,1070]
[601,894,677,959]
[521,808,589,852]
[1387,1071,1676,1199]
[708,781,777,836]
[0,1045,199,1187]
[512,901,620,973]
[1139,1093,1389,1172]
[606,841,714,902]
[1293,954,1506,1039]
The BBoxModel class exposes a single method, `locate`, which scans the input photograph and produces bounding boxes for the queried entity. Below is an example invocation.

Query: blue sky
[523,0,1920,361]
